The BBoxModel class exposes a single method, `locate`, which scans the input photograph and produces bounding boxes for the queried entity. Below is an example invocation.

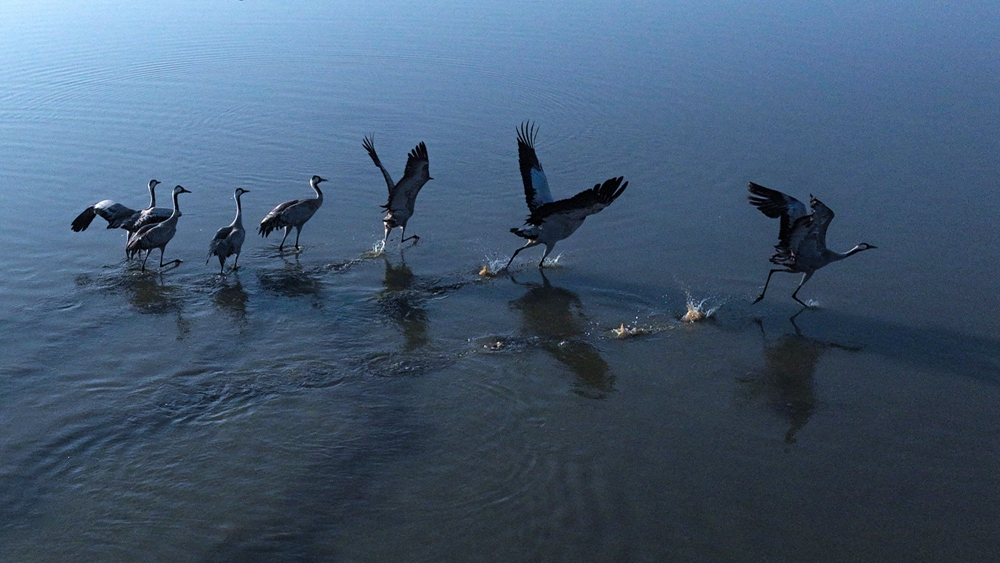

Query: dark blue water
[2,1,998,561]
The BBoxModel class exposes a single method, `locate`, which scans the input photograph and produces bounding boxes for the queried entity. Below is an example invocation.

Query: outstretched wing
[386,141,430,212]
[527,176,627,226]
[72,200,136,232]
[747,182,809,252]
[808,196,835,249]
[363,135,395,194]
[517,121,553,212]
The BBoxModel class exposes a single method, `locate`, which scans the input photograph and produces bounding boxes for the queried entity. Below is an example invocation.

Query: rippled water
[2,1,999,561]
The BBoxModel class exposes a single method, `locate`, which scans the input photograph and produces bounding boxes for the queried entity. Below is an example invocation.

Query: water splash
[681,289,721,323]
[364,239,386,258]
[478,256,508,278]
[541,253,564,268]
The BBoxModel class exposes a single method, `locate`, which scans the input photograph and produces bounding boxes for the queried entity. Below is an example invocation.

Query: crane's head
[235,187,250,197]
[311,175,327,186]
[148,179,161,189]
[173,185,191,195]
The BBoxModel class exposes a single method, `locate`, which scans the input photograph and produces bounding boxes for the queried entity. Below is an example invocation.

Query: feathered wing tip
[71,207,97,232]
[747,182,795,218]
[408,141,428,163]
[599,176,628,205]
[517,121,539,149]
[362,134,381,166]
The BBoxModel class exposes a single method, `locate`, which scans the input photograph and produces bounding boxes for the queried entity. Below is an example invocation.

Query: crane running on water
[126,185,191,271]
[258,175,326,252]
[71,179,173,253]
[207,188,249,274]
[362,135,432,245]
[504,121,628,269]
[747,181,876,307]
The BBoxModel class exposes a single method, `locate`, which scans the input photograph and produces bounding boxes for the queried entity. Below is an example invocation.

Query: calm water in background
[2,0,999,560]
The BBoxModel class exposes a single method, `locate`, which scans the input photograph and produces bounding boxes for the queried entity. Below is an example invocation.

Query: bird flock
[72,121,876,306]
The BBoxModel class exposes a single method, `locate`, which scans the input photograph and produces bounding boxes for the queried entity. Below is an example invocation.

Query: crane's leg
[753,268,792,304]
[232,252,240,271]
[159,246,181,269]
[383,223,391,245]
[294,226,302,250]
[278,227,290,251]
[503,240,540,270]
[141,250,150,271]
[400,225,419,244]
[219,255,226,275]
[537,244,555,268]
[790,272,814,308]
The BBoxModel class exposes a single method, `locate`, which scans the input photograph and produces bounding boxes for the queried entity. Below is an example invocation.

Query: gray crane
[207,188,249,274]
[126,185,191,271]
[258,175,326,251]
[748,181,876,307]
[362,135,432,245]
[504,122,628,269]
[71,179,173,252]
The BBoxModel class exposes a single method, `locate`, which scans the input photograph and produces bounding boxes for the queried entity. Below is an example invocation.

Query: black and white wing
[208,225,234,260]
[363,135,395,194]
[527,176,628,226]
[517,121,553,213]
[747,182,809,248]
[71,200,137,232]
[258,200,299,236]
[385,141,430,212]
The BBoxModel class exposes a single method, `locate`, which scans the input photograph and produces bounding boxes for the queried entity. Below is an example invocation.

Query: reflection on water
[377,257,429,352]
[740,317,862,443]
[257,257,324,302]
[76,271,190,336]
[212,279,249,325]
[509,272,613,399]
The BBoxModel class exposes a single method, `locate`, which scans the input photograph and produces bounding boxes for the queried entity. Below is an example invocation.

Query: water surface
[2,1,999,561]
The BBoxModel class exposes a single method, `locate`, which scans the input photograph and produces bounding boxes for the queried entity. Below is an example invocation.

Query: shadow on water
[256,255,324,303]
[75,271,190,335]
[712,303,1000,387]
[211,278,250,325]
[509,271,614,399]
[376,256,429,352]
[737,317,862,444]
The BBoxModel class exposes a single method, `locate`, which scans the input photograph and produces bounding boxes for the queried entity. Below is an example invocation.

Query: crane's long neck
[170,190,182,219]
[233,193,244,228]
[312,182,324,203]
[148,184,157,209]
[826,244,869,263]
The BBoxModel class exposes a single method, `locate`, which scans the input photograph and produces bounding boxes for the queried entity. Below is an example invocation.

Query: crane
[504,122,628,269]
[748,181,876,306]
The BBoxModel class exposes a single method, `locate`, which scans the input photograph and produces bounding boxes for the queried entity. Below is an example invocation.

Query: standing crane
[126,185,191,271]
[362,135,432,245]
[258,175,326,252]
[747,181,876,306]
[207,188,249,274]
[504,122,628,269]
[71,179,173,253]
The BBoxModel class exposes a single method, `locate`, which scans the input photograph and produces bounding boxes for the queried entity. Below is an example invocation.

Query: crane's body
[126,185,191,271]
[363,136,431,244]
[208,188,249,274]
[505,122,628,269]
[748,181,876,306]
[259,175,326,251]
[72,179,172,253]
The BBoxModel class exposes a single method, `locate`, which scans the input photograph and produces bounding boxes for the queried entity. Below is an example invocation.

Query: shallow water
[2,1,999,561]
